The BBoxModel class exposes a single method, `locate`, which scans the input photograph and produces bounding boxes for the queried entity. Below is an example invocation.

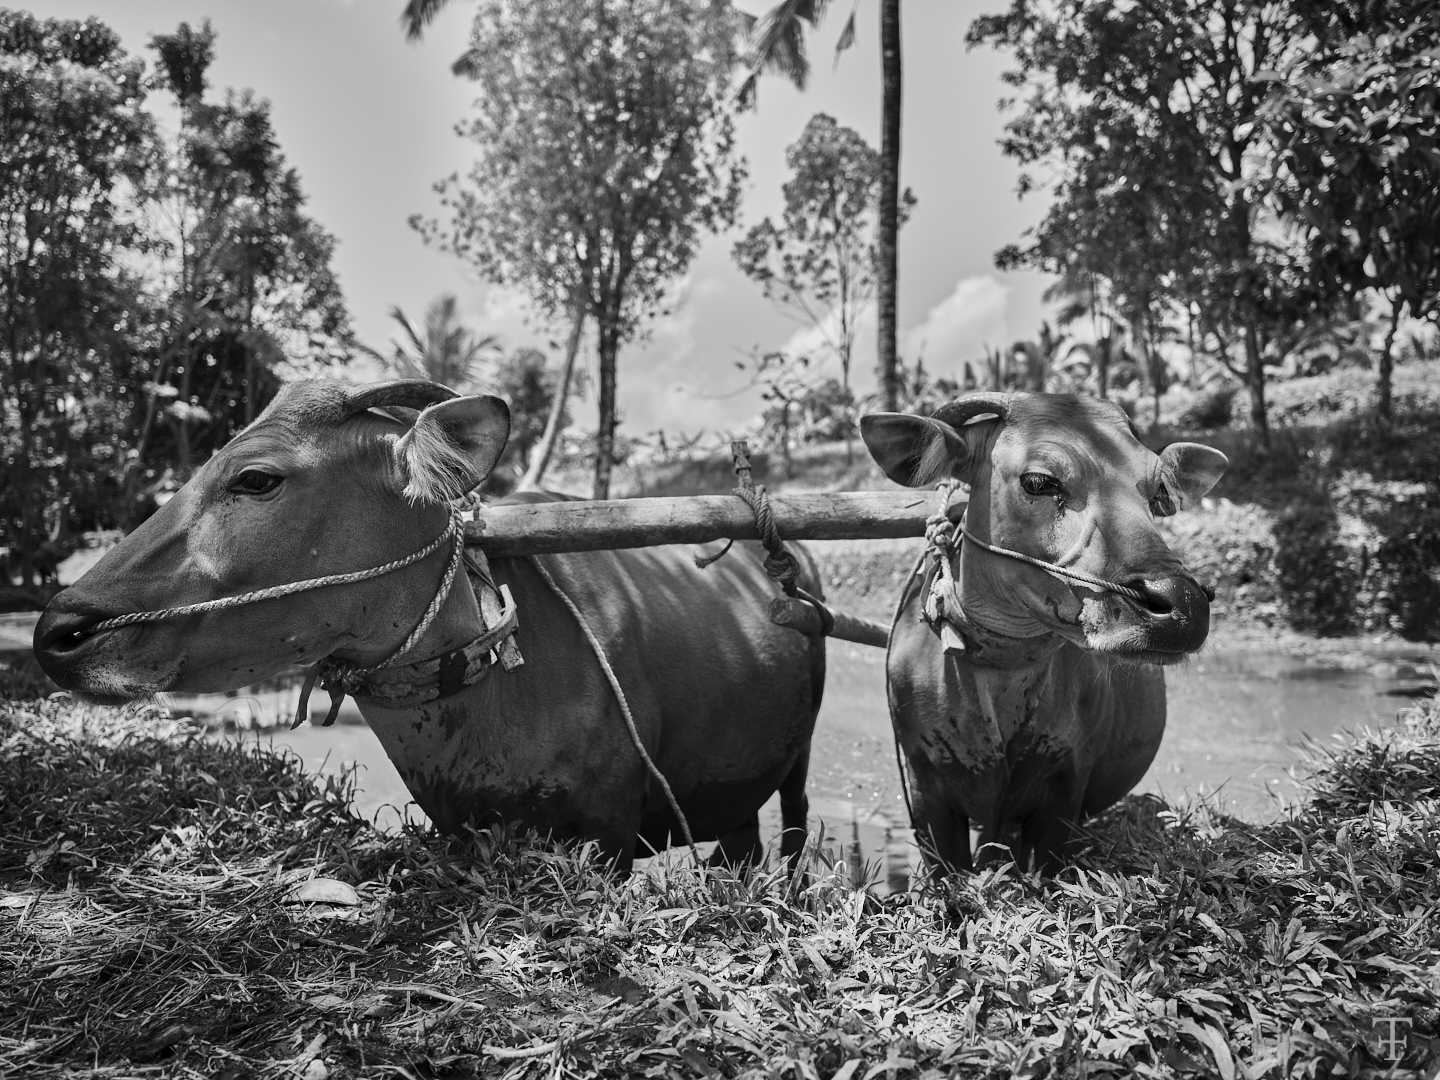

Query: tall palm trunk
[877,0,902,412]
[519,304,586,491]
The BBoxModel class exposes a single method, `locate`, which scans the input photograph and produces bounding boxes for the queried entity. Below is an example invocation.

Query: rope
[957,527,1147,601]
[528,556,698,859]
[345,509,465,674]
[728,440,801,595]
[88,510,461,634]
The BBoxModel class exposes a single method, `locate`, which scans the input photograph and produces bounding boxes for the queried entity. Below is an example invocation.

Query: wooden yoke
[463,477,968,649]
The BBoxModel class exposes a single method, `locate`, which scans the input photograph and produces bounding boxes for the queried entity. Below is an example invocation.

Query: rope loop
[729,441,802,597]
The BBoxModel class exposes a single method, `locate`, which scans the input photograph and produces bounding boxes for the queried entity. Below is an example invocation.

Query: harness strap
[301,585,520,717]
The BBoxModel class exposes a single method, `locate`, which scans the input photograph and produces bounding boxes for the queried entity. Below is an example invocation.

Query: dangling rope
[528,557,698,860]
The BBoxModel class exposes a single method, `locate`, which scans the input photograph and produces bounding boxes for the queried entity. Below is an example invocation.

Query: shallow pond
[200,635,1435,878]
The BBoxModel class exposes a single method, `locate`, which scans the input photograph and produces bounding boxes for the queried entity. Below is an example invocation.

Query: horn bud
[347,379,459,415]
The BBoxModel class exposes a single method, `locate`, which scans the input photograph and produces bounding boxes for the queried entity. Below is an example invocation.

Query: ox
[34,380,825,869]
[861,392,1227,871]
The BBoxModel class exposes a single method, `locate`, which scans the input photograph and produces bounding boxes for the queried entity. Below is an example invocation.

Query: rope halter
[921,479,1150,650]
[85,507,470,723]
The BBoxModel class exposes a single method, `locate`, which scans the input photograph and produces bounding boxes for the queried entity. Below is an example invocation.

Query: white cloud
[904,276,1009,378]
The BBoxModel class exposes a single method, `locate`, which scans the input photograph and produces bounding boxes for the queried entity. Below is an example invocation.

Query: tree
[139,21,351,476]
[0,11,154,601]
[414,0,744,498]
[971,0,1323,450]
[743,0,906,412]
[1257,4,1440,422]
[732,112,913,450]
[491,346,585,491]
[358,294,498,392]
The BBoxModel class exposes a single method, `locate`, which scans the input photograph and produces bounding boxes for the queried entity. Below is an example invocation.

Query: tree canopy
[0,12,351,602]
[416,0,745,497]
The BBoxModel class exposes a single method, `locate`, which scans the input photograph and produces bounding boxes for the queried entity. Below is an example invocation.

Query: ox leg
[709,818,764,866]
[778,745,811,868]
[910,782,973,874]
[1021,774,1085,874]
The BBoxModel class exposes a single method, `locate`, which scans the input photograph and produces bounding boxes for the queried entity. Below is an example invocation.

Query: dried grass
[2,693,1438,1078]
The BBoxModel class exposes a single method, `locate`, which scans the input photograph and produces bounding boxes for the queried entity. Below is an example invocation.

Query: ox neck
[922,549,1065,671]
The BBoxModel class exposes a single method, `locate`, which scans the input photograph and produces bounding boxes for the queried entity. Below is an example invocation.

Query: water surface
[204,638,1435,870]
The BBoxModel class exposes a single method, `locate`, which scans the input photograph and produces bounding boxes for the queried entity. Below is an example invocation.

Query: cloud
[904,276,1009,377]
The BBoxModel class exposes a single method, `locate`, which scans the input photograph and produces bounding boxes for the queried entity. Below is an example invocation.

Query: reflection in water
[203,641,1435,881]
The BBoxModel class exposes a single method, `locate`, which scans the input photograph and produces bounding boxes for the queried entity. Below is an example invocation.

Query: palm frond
[747,0,838,91]
[401,0,455,42]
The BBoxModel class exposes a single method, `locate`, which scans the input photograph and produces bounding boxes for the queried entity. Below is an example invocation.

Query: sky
[24,0,1055,438]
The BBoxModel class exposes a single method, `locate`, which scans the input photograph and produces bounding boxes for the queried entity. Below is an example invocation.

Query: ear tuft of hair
[398,419,481,505]
[910,428,958,487]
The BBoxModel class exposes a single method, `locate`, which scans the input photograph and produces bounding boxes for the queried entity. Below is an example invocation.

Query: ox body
[862,392,1227,871]
[33,380,825,869]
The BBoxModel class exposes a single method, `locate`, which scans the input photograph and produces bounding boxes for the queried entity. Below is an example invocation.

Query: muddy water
[203,638,1435,880]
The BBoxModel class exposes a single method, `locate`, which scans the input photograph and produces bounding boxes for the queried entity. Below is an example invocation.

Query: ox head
[34,379,511,701]
[861,392,1227,664]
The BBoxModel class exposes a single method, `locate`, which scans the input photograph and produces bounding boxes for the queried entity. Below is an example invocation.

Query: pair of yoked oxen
[34,379,1227,873]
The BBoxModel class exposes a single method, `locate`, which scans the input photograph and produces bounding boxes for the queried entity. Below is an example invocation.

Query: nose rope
[84,508,464,637]
[957,526,1147,601]
[924,482,1146,602]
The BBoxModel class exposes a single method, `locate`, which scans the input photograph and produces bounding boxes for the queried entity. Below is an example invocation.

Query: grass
[3,692,1439,1078]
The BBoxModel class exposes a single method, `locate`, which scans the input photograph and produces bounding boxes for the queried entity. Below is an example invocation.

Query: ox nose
[33,603,106,657]
[1129,575,1212,652]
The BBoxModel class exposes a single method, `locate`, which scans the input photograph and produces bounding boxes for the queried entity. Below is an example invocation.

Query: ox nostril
[1130,581,1176,617]
[34,610,105,654]
[1200,581,1216,603]
[1131,576,1211,620]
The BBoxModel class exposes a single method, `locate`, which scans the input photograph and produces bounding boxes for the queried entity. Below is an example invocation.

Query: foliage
[357,294,497,392]
[1256,4,1440,420]
[0,10,154,601]
[416,0,745,499]
[972,0,1327,447]
[5,692,1440,1076]
[139,20,352,474]
[733,112,912,400]
[0,13,352,601]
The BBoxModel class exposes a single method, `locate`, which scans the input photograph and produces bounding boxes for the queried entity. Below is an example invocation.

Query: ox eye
[1151,484,1177,517]
[229,469,283,496]
[1020,472,1063,499]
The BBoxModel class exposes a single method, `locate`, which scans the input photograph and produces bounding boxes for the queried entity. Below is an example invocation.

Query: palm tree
[358,294,498,392]
[743,0,904,412]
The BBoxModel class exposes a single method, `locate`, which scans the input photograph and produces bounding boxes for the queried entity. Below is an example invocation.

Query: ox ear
[1158,442,1228,510]
[860,412,973,487]
[394,395,511,503]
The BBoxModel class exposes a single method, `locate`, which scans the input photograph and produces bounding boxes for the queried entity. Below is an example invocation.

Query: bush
[1271,502,1360,636]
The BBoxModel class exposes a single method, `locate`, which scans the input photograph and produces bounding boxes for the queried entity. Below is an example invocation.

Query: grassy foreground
[2,696,1439,1079]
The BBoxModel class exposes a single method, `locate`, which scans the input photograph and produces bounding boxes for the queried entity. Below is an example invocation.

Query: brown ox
[861,392,1227,871]
[34,380,825,869]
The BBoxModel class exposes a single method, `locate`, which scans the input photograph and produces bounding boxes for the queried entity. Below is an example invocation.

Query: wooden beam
[464,489,963,558]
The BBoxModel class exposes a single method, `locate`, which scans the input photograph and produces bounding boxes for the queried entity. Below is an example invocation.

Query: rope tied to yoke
[695,441,836,637]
